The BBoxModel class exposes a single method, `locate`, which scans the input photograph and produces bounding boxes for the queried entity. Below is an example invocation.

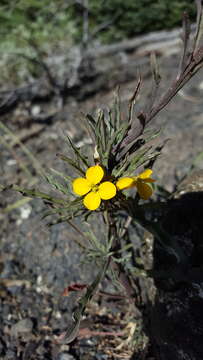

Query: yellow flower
[72,165,117,210]
[116,169,155,200]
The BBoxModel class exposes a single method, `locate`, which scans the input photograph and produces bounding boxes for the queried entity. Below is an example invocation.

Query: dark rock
[149,171,203,360]
[0,338,5,356]
[5,349,17,360]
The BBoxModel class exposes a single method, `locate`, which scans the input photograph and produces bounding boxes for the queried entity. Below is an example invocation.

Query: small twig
[0,134,32,179]
[114,3,203,161]
[147,51,161,112]
[82,0,89,49]
[193,0,203,54]
[128,76,142,125]
[106,212,139,304]
[0,121,45,177]
[2,197,32,214]
[17,50,58,91]
[89,12,121,42]
[66,219,89,249]
[179,11,191,76]
[78,327,124,339]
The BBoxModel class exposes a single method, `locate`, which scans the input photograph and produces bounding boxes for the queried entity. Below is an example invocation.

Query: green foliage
[0,0,76,83]
[0,0,76,48]
[0,0,196,50]
[0,85,160,227]
[72,0,196,43]
[86,96,161,179]
[0,0,196,83]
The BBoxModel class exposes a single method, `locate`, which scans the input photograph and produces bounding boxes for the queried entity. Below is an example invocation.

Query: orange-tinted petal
[116,177,135,190]
[86,165,104,185]
[98,181,117,200]
[72,178,91,196]
[136,179,153,200]
[143,178,155,183]
[83,191,101,210]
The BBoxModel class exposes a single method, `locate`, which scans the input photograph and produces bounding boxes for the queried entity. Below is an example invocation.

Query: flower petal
[116,177,135,190]
[98,181,117,200]
[138,169,153,179]
[72,178,91,196]
[83,191,101,210]
[136,179,153,200]
[86,165,104,185]
[143,178,155,183]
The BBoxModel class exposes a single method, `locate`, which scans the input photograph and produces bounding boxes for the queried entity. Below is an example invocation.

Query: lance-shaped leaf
[65,135,90,168]
[57,259,110,344]
[44,174,69,195]
[42,197,84,220]
[56,153,85,176]
[1,185,67,205]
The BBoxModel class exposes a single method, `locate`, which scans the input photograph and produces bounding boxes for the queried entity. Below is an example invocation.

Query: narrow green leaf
[66,135,90,168]
[45,174,68,195]
[3,185,67,205]
[56,153,85,176]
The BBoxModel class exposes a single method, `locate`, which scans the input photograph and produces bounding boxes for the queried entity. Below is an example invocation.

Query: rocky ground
[0,31,203,359]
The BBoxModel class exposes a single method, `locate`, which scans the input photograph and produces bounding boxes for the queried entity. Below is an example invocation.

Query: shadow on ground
[135,172,203,360]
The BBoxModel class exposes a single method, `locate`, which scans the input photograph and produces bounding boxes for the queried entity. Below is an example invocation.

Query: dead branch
[114,1,203,162]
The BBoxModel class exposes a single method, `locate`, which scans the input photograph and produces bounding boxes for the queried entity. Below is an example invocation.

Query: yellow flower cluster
[72,165,155,211]
[116,168,155,200]
[72,165,116,210]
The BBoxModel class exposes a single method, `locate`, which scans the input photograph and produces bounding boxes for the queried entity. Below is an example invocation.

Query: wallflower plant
[2,0,203,345]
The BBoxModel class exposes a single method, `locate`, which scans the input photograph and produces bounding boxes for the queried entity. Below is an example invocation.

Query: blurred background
[0,0,195,86]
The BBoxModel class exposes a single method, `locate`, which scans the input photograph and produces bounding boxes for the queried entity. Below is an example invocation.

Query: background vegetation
[72,0,196,42]
[0,0,196,46]
[0,0,196,85]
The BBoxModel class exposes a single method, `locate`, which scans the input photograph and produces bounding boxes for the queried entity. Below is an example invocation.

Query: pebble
[11,318,33,337]
[57,353,76,360]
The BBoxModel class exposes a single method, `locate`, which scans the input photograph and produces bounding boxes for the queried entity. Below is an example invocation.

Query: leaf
[112,86,121,130]
[150,52,161,86]
[41,197,84,220]
[128,76,142,124]
[56,153,85,176]
[66,135,90,168]
[57,259,110,344]
[179,11,191,73]
[2,185,67,205]
[50,168,72,182]
[193,0,203,54]
[45,174,69,195]
[113,145,152,177]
